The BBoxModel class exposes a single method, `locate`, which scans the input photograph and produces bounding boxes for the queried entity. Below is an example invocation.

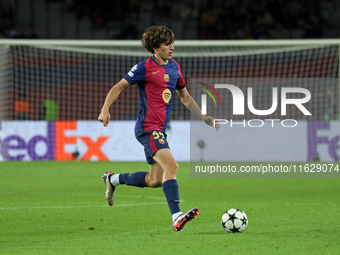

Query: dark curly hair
[141,26,175,54]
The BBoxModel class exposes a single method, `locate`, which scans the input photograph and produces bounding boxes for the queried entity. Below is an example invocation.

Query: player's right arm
[98,78,130,126]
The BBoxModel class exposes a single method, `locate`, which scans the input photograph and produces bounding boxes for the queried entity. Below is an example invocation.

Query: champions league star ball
[221,208,248,233]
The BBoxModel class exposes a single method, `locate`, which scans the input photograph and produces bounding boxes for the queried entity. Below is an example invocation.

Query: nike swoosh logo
[152,71,159,74]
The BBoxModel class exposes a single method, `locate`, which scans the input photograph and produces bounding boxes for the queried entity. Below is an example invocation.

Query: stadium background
[0,3,339,254]
[1,0,339,120]
[0,0,339,162]
[1,0,340,40]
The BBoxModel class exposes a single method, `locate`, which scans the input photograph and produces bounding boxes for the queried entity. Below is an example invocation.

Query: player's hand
[203,116,220,131]
[98,110,110,127]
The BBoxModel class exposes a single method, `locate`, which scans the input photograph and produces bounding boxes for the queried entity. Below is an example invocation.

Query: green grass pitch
[0,161,339,255]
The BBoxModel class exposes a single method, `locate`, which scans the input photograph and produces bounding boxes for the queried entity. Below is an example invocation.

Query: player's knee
[147,178,162,188]
[164,161,179,179]
[146,173,162,188]
[150,179,162,188]
[170,161,179,173]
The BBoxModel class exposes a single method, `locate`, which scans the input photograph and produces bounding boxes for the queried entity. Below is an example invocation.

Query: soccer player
[98,26,219,231]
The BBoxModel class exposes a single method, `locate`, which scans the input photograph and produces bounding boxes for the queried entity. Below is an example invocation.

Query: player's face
[154,42,174,62]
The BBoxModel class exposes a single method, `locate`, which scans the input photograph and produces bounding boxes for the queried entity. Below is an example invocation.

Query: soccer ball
[221,208,248,233]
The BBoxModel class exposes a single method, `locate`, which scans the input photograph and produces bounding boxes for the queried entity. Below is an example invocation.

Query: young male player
[98,26,219,231]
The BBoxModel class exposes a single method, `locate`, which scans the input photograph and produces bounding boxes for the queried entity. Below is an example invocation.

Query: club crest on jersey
[162,88,171,103]
[163,74,170,82]
[159,138,165,144]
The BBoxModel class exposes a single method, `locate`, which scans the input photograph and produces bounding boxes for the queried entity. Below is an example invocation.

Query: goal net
[0,40,339,163]
[0,40,338,122]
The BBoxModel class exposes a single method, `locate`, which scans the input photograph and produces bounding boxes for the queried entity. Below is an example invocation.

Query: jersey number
[152,131,164,140]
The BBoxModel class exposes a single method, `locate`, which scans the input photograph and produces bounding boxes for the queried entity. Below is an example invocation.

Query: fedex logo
[308,122,339,161]
[54,121,109,161]
[0,121,109,161]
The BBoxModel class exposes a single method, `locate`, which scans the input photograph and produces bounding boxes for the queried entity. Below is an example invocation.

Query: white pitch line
[0,202,167,210]
[0,192,167,200]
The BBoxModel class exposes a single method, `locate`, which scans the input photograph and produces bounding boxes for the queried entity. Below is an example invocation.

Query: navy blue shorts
[135,130,170,164]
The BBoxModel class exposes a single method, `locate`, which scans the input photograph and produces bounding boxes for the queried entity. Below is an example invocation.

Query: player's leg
[105,159,165,188]
[102,146,165,206]
[109,130,167,188]
[109,162,163,188]
[152,148,182,219]
[102,131,165,205]
[145,162,163,187]
[102,167,162,206]
[153,148,199,231]
[152,148,178,181]
[102,164,162,206]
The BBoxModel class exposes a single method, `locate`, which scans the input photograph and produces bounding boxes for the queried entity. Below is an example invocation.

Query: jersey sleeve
[175,64,186,90]
[124,62,146,85]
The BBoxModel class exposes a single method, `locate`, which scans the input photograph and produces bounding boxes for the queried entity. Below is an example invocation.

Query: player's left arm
[176,87,220,131]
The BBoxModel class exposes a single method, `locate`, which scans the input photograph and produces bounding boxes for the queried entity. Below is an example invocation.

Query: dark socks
[119,172,148,187]
[162,179,181,215]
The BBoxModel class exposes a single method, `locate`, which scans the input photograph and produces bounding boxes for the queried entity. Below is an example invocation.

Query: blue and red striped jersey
[124,56,186,133]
